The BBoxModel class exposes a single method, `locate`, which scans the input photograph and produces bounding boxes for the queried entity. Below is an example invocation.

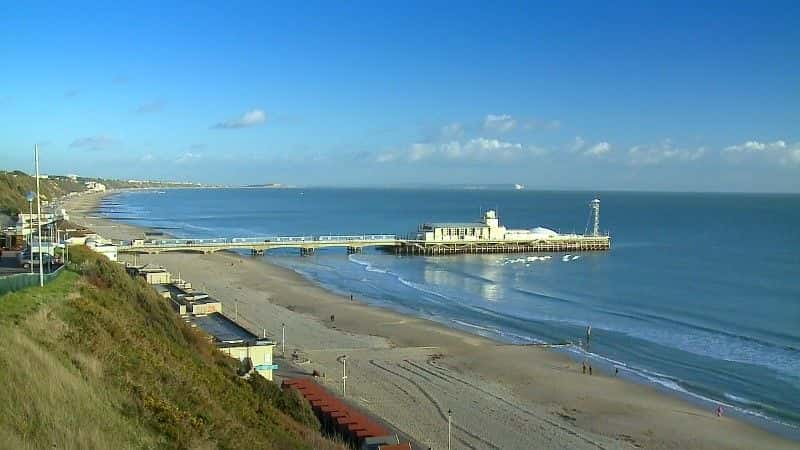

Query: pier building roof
[422,222,487,229]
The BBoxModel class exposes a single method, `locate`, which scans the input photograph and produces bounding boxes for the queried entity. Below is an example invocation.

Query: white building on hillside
[85,238,118,261]
[16,209,70,237]
[84,181,107,192]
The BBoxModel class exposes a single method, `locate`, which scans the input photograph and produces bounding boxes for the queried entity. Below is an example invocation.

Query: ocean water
[98,188,800,437]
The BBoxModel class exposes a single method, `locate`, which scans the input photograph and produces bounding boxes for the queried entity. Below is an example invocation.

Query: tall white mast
[590,199,601,236]
[35,145,44,287]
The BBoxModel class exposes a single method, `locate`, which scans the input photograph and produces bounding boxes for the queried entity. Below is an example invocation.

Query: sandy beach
[65,191,799,450]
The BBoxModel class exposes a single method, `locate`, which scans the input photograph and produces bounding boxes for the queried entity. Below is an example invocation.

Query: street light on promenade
[447,408,452,450]
[339,355,348,396]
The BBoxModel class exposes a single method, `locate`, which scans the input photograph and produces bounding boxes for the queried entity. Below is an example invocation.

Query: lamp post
[26,192,34,274]
[34,145,43,287]
[447,408,452,450]
[281,322,286,357]
[339,355,348,396]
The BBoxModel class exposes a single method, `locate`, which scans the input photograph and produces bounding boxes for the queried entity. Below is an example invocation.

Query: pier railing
[120,234,398,247]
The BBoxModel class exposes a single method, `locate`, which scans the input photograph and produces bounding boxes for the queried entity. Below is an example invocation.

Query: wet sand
[65,191,799,450]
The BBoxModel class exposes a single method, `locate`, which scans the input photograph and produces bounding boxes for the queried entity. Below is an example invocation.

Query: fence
[0,265,66,296]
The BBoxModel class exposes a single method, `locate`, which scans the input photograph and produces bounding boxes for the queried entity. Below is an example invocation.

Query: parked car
[17,251,55,270]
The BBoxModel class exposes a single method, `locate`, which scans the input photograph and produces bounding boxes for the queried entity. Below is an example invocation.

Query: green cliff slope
[0,246,343,450]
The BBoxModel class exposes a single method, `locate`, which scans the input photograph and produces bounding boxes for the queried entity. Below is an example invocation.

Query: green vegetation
[0,170,202,216]
[0,170,84,215]
[0,246,344,450]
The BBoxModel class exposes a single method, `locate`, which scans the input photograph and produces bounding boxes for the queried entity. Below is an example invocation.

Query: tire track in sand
[369,359,497,449]
[421,359,610,450]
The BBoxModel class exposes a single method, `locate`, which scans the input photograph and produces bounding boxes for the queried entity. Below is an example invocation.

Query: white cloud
[140,154,155,162]
[628,141,705,166]
[483,114,517,133]
[570,137,611,157]
[213,109,267,129]
[375,152,398,163]
[408,143,435,161]
[175,152,202,164]
[723,140,800,166]
[583,142,611,157]
[70,135,117,151]
[377,137,546,164]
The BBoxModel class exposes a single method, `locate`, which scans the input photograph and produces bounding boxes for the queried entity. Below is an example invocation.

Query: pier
[117,234,610,255]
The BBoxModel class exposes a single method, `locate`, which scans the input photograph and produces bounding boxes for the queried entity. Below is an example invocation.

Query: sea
[97,187,800,438]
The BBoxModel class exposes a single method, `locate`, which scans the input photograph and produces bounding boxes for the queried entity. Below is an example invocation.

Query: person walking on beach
[350,294,354,301]
[582,361,587,374]
[716,405,724,417]
[588,364,593,376]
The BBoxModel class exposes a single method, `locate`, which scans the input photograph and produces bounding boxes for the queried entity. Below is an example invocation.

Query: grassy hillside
[0,171,195,216]
[0,170,85,215]
[0,246,345,450]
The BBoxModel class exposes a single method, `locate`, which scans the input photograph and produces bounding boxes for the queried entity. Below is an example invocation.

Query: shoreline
[65,190,799,449]
[256,254,800,440]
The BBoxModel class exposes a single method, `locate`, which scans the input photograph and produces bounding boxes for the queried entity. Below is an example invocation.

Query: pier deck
[117,234,611,255]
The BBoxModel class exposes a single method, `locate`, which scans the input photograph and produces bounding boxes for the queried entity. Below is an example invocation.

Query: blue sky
[1,1,798,191]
